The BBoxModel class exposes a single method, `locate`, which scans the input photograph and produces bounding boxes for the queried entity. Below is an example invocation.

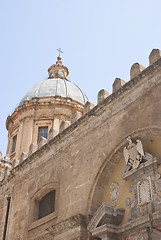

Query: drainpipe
[2,197,11,240]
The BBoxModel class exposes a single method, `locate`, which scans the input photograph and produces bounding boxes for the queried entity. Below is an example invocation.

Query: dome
[19,55,88,106]
[19,78,88,106]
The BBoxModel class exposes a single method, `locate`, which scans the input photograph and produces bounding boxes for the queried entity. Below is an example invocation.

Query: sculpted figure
[123,136,144,169]
[110,182,119,204]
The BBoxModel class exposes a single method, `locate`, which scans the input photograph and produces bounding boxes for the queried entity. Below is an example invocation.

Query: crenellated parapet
[3,49,161,177]
[84,48,161,116]
[1,49,161,240]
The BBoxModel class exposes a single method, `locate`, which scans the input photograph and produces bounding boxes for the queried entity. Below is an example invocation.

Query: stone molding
[89,211,161,239]
[87,203,125,239]
[46,214,90,237]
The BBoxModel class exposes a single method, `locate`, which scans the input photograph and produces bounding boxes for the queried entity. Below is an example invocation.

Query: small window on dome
[61,71,64,78]
[55,70,58,77]
[37,127,48,143]
[11,135,17,153]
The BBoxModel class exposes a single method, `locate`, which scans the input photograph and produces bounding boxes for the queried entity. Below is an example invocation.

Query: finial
[57,48,63,57]
[48,48,69,79]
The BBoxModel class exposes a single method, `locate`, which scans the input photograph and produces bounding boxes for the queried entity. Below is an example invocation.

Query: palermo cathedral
[1,49,161,240]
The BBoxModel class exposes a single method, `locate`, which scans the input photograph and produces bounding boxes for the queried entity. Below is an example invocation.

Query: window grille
[38,190,56,219]
[37,127,48,143]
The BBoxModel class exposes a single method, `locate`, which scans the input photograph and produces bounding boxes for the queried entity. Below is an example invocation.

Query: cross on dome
[48,49,69,80]
[57,48,63,57]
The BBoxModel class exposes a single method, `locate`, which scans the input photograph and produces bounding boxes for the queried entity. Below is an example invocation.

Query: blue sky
[1,0,161,155]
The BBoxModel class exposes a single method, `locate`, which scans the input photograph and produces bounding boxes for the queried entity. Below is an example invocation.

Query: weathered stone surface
[71,110,82,124]
[112,78,126,93]
[130,63,145,79]
[20,152,27,162]
[97,89,109,104]
[28,144,38,156]
[38,136,47,149]
[84,101,95,114]
[59,120,70,132]
[1,51,161,240]
[48,128,59,141]
[149,49,161,65]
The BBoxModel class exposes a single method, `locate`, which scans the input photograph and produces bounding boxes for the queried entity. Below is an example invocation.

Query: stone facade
[1,49,161,240]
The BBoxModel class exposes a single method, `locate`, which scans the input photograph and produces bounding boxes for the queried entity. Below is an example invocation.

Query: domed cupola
[48,56,69,79]
[6,55,88,161]
[19,56,88,106]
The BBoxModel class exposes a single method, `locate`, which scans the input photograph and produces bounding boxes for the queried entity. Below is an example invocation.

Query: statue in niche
[123,136,144,169]
[110,182,119,204]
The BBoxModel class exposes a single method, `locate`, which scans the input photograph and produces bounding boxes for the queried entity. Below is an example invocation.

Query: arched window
[55,70,58,77]
[29,184,58,228]
[38,190,56,219]
[11,135,17,153]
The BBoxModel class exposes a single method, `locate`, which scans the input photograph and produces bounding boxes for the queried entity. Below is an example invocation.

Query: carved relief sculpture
[110,182,119,204]
[137,177,153,205]
[122,136,161,221]
[123,136,144,169]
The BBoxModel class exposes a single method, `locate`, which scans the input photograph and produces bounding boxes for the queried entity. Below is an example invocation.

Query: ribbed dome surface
[19,78,88,106]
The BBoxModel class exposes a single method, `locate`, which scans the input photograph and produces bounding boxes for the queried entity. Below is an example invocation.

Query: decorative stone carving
[110,182,119,204]
[123,136,144,169]
[0,152,19,182]
[137,177,153,205]
[87,203,125,240]
[47,214,89,237]
[122,138,161,221]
